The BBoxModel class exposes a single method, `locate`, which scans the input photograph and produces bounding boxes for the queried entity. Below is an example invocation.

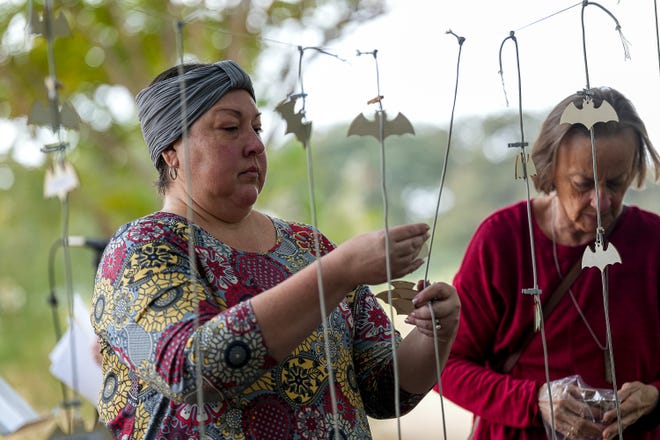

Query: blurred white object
[0,376,42,434]
[49,294,103,407]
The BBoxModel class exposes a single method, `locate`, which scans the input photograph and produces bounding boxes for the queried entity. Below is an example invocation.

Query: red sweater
[440,201,660,439]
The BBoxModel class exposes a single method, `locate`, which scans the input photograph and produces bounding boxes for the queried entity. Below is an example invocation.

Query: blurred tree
[0,0,388,419]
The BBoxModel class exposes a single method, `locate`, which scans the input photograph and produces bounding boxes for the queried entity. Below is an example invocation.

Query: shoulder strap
[500,260,582,373]
[499,206,626,374]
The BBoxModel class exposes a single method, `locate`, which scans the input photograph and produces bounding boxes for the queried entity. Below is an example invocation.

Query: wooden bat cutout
[44,160,79,200]
[375,280,417,315]
[29,101,79,130]
[275,94,312,146]
[347,111,415,141]
[560,98,619,129]
[514,153,537,180]
[30,11,71,38]
[582,240,622,272]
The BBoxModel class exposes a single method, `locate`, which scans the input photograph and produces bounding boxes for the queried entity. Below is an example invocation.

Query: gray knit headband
[136,60,255,167]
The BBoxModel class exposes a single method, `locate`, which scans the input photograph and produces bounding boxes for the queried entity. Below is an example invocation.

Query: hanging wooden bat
[582,240,622,272]
[30,10,71,37]
[560,97,619,129]
[375,280,418,315]
[347,111,415,141]
[514,151,537,180]
[44,160,79,200]
[275,94,312,146]
[29,101,79,130]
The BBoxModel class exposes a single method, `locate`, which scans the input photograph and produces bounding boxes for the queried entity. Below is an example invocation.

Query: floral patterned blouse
[91,212,424,439]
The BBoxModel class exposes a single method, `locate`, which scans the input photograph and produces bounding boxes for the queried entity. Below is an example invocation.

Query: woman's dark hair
[531,86,660,193]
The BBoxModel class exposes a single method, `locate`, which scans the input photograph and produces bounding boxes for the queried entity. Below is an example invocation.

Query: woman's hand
[601,382,659,439]
[404,280,460,340]
[332,223,429,288]
[395,280,459,393]
[538,381,605,439]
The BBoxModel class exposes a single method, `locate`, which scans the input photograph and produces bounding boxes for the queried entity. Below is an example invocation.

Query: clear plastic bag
[539,375,616,440]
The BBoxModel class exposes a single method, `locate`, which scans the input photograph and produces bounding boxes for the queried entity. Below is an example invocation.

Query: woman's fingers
[404,282,460,337]
[387,224,430,278]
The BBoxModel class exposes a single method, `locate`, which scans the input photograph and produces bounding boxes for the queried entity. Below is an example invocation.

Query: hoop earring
[168,166,178,181]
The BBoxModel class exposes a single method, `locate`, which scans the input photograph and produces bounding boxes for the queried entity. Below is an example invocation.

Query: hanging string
[576,2,629,437]
[47,238,70,406]
[498,30,558,440]
[655,0,660,76]
[421,29,465,440]
[172,20,211,438]
[352,48,405,439]
[37,0,83,433]
[514,2,583,32]
[423,30,464,295]
[581,1,631,89]
[288,45,344,439]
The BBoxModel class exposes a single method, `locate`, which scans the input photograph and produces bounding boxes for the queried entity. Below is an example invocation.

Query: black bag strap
[499,207,625,374]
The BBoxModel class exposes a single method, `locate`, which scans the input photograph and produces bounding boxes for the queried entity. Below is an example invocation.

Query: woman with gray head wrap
[92,59,459,439]
[136,60,255,194]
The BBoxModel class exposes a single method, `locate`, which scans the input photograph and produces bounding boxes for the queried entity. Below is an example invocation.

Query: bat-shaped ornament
[29,101,80,130]
[373,243,428,314]
[347,111,415,141]
[30,10,71,38]
[44,160,79,200]
[582,240,622,272]
[375,280,418,315]
[275,94,312,146]
[514,152,537,180]
[560,97,619,130]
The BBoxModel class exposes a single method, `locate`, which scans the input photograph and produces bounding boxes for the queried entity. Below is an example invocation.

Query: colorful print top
[91,212,424,439]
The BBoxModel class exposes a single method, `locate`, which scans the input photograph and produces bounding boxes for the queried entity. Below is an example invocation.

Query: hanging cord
[580,1,631,89]
[271,45,348,439]
[423,30,464,286]
[588,126,624,438]
[514,2,583,32]
[577,2,629,435]
[421,29,465,440]
[46,238,75,416]
[294,45,342,440]
[37,0,83,432]
[655,0,660,76]
[173,20,209,438]
[498,31,557,440]
[268,44,347,440]
[354,48,404,439]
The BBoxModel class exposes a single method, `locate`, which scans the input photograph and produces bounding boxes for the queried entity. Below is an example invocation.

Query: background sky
[284,0,659,147]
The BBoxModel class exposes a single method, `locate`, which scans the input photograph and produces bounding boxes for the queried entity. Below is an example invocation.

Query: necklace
[550,198,613,383]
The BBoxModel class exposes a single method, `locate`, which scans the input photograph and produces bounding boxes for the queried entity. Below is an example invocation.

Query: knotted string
[580,1,631,90]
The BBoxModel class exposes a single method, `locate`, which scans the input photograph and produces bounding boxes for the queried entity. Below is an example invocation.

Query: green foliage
[0,0,389,417]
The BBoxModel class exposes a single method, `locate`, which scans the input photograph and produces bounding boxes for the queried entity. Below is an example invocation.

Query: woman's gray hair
[531,86,659,193]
